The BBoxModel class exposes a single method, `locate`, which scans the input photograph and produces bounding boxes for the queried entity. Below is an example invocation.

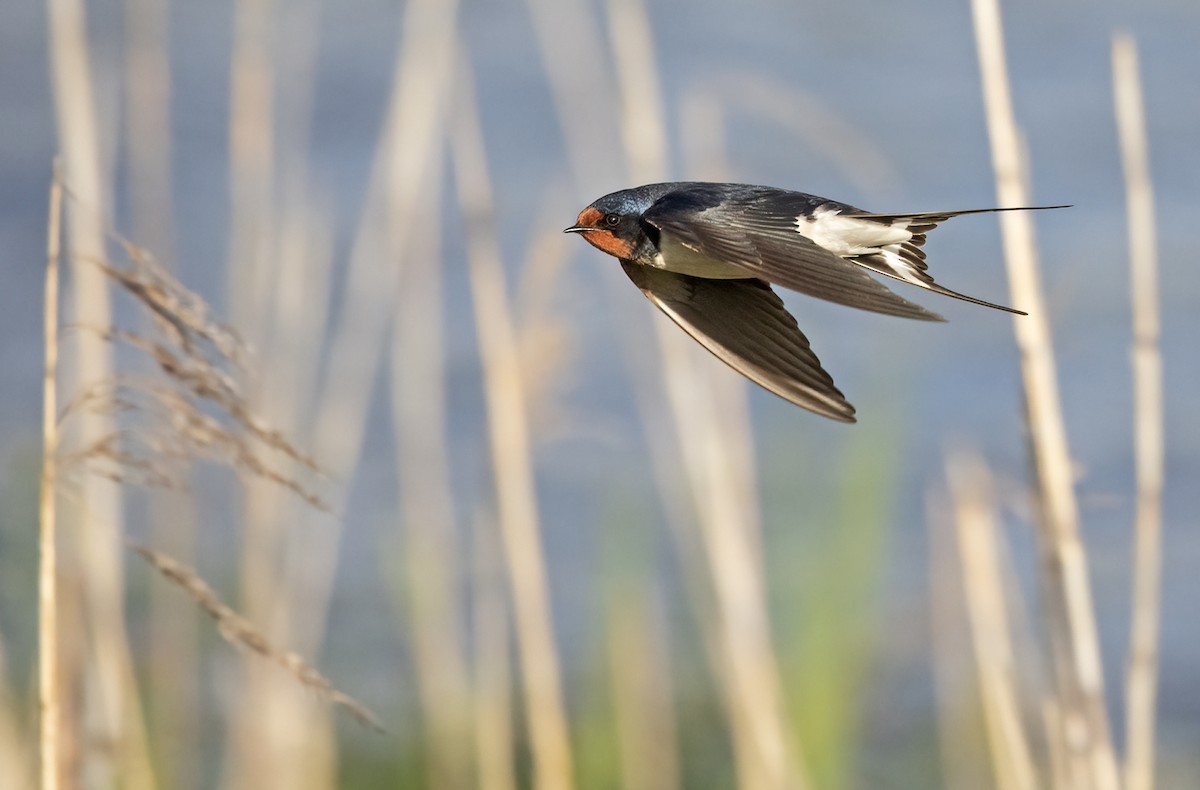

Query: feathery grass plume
[1113,33,1165,790]
[970,1,1119,787]
[49,214,329,513]
[129,545,383,732]
[48,176,375,760]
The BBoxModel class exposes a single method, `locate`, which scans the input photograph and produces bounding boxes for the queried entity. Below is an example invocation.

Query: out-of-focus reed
[1113,33,1164,790]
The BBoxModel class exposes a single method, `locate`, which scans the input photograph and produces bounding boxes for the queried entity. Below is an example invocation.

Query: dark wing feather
[642,190,946,322]
[622,262,856,422]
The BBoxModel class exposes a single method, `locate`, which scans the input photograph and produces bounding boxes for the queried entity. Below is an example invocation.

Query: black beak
[563,224,592,234]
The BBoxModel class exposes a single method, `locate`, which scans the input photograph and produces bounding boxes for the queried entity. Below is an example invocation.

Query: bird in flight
[565,182,1065,422]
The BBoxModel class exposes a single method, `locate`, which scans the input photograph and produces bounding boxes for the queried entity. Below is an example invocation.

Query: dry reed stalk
[1042,699,1072,790]
[39,166,63,790]
[606,579,680,790]
[453,55,575,790]
[510,195,579,441]
[123,0,176,259]
[1112,34,1164,790]
[224,27,282,769]
[945,451,1038,790]
[605,0,805,786]
[221,28,336,785]
[927,493,991,790]
[473,514,518,790]
[289,0,459,646]
[220,0,458,785]
[388,173,473,790]
[524,0,623,186]
[122,10,193,771]
[970,2,1118,787]
[46,0,158,785]
[226,0,277,341]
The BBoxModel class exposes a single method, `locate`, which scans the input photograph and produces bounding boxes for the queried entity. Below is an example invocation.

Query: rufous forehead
[575,206,604,227]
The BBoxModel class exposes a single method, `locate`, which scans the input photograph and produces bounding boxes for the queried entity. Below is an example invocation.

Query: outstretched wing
[621,261,856,422]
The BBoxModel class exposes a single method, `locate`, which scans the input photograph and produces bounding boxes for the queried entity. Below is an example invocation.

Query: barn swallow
[565,182,1066,422]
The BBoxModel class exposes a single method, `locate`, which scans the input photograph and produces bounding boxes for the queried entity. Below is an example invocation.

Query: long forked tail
[840,204,1070,315]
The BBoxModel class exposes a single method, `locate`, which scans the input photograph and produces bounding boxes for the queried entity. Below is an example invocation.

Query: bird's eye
[604,213,621,227]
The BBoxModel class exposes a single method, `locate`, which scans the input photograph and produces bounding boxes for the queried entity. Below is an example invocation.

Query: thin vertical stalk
[453,55,575,790]
[927,494,991,790]
[945,451,1038,790]
[123,4,200,785]
[473,515,517,790]
[123,0,176,259]
[388,169,472,790]
[607,580,680,790]
[40,166,63,790]
[1112,33,1164,790]
[223,0,458,786]
[226,0,276,342]
[289,0,459,647]
[970,2,1118,788]
[46,0,154,786]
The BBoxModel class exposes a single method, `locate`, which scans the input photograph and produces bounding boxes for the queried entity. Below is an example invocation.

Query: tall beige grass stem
[945,451,1038,790]
[46,0,155,785]
[1112,33,1164,790]
[606,577,680,790]
[221,2,306,786]
[123,0,176,260]
[224,0,459,785]
[294,0,459,642]
[970,2,1117,787]
[226,0,277,342]
[606,0,805,786]
[388,171,473,790]
[122,5,200,784]
[927,494,992,790]
[453,55,575,790]
[473,514,518,790]
[39,166,63,790]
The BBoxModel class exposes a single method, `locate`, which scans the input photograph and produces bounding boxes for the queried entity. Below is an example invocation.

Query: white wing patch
[795,208,926,285]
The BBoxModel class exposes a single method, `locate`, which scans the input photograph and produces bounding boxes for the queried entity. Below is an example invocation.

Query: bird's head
[564,187,662,260]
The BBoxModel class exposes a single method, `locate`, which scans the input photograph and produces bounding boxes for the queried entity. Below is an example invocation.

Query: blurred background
[2,0,1198,788]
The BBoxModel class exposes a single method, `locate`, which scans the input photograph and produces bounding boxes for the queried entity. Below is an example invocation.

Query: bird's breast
[651,234,753,279]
